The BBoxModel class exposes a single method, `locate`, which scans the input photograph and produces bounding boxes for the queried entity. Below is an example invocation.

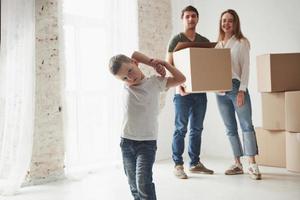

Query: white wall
[166,0,300,159]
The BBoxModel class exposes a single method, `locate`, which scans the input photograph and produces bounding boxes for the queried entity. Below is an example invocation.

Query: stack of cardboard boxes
[256,53,300,173]
[172,46,300,172]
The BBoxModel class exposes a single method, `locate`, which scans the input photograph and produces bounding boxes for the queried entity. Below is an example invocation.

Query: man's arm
[166,51,188,95]
[166,52,174,66]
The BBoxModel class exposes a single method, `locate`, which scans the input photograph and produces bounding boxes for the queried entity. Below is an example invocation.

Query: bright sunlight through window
[62,0,138,174]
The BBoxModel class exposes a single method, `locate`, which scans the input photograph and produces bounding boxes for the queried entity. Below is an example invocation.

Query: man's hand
[179,85,189,96]
[236,91,245,107]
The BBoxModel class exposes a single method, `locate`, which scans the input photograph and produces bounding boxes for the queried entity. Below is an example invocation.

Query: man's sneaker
[248,163,262,180]
[174,165,188,179]
[225,164,244,175]
[189,162,214,174]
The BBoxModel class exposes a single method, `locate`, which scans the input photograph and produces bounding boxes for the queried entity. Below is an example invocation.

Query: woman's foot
[248,163,262,180]
[225,163,244,175]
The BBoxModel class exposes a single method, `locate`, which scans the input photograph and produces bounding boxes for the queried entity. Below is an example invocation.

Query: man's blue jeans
[216,79,258,157]
[172,93,207,167]
[120,138,157,200]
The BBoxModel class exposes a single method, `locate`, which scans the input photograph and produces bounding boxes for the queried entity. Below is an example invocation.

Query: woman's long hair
[217,9,248,43]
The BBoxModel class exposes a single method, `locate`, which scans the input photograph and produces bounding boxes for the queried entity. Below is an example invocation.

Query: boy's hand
[150,59,166,77]
[155,64,166,77]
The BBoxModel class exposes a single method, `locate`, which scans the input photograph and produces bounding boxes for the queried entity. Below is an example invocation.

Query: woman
[215,9,261,180]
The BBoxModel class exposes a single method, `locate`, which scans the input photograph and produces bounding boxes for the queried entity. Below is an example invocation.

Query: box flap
[174,42,217,52]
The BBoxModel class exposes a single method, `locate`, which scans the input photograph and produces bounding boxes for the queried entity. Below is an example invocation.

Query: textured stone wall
[137,0,172,108]
[138,0,172,72]
[27,0,64,184]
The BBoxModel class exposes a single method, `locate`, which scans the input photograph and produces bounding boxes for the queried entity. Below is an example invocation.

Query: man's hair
[181,5,199,19]
[109,54,132,75]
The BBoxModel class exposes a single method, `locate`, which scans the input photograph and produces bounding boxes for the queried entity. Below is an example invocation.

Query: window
[63,0,138,173]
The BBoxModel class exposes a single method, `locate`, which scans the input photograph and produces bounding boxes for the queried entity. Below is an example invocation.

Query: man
[166,5,214,179]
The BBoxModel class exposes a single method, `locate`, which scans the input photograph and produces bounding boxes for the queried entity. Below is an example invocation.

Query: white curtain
[0,0,35,195]
[62,0,138,177]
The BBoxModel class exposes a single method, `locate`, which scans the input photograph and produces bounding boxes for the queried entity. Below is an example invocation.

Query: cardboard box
[255,127,286,168]
[286,132,300,173]
[285,91,300,132]
[261,92,285,130]
[173,48,232,93]
[257,53,300,92]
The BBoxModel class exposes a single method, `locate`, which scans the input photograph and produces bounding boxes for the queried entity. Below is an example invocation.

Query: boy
[108,51,185,200]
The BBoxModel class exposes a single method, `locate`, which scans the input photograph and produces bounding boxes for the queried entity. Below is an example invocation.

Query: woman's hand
[236,91,245,107]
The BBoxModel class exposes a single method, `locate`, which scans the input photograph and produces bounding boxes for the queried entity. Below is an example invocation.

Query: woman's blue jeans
[216,79,258,157]
[172,93,207,167]
[120,138,157,200]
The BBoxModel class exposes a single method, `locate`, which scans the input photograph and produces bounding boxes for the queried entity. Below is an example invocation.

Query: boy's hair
[109,54,132,75]
[181,5,199,19]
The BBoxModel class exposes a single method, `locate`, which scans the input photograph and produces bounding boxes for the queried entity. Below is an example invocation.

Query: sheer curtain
[0,0,35,195]
[62,0,138,176]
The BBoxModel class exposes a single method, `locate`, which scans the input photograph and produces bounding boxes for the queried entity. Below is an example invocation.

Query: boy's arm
[131,51,152,66]
[161,60,186,88]
[132,51,185,88]
[131,51,166,77]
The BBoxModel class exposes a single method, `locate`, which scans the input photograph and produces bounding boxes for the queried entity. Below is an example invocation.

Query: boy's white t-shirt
[121,75,167,141]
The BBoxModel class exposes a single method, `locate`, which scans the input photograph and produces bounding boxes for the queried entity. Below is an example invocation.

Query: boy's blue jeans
[216,79,258,157]
[120,138,157,200]
[172,93,207,167]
